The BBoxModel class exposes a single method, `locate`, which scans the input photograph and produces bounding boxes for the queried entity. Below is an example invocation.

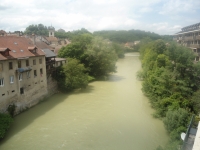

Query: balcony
[184,36,194,41]
[46,60,56,66]
[190,44,200,48]
[195,36,200,40]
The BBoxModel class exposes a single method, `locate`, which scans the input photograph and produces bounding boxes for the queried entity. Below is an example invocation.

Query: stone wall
[0,76,58,115]
[47,75,58,96]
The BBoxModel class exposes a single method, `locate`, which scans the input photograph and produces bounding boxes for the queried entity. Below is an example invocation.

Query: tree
[53,58,88,91]
[24,24,48,36]
[85,37,118,77]
[163,108,190,133]
[58,36,118,78]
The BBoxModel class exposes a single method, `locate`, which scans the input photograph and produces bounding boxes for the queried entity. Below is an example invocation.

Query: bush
[163,108,190,132]
[0,113,13,139]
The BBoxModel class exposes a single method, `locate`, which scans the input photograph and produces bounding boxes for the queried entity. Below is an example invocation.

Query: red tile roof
[0,36,45,60]
[0,54,7,60]
[46,37,58,42]
[0,48,11,52]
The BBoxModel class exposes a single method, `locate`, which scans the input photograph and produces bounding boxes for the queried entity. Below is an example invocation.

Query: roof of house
[0,48,11,52]
[46,36,58,42]
[0,54,7,60]
[0,30,7,35]
[55,58,66,62]
[41,49,56,58]
[175,22,200,35]
[0,36,45,60]
[35,41,54,50]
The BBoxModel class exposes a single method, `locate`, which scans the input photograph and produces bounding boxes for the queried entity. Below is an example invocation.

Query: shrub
[0,113,13,139]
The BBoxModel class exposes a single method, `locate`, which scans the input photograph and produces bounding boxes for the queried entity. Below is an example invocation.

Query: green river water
[0,52,168,150]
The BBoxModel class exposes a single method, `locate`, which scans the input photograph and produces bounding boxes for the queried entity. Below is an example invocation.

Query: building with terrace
[174,22,200,61]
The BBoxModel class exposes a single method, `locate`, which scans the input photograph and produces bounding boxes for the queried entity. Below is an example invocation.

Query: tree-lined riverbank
[0,53,168,150]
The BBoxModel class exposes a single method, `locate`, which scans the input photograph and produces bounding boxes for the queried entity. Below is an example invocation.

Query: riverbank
[0,53,168,150]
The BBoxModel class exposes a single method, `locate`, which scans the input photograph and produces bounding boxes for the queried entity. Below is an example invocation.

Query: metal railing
[181,115,195,150]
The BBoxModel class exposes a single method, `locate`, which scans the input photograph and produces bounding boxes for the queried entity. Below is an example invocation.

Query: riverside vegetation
[137,38,200,150]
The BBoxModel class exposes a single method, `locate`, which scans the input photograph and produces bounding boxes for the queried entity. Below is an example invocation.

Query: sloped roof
[0,48,11,52]
[55,58,66,62]
[0,36,45,59]
[35,41,54,50]
[46,36,58,42]
[41,49,56,58]
[0,54,7,60]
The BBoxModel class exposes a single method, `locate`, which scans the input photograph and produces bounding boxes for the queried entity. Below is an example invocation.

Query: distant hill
[93,30,172,43]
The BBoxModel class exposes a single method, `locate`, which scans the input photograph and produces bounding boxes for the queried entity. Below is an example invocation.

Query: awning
[17,67,32,73]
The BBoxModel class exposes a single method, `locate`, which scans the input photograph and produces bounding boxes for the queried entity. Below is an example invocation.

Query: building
[0,36,48,114]
[174,22,200,61]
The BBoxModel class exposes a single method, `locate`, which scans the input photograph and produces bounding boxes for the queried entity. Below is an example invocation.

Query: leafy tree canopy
[24,24,49,36]
[53,58,88,91]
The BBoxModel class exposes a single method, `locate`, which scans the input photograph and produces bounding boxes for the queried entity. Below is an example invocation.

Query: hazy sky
[0,0,200,35]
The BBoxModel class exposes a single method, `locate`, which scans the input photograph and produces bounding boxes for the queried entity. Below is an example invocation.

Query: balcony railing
[184,36,194,41]
[195,36,200,40]
[46,60,56,65]
[190,44,200,48]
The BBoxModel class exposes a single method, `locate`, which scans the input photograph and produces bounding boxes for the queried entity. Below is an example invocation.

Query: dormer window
[0,48,11,57]
[28,47,37,53]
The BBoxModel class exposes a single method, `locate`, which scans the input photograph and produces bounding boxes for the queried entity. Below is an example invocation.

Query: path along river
[0,52,168,150]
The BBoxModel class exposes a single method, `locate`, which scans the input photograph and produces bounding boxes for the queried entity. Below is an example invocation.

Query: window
[39,58,42,64]
[26,60,29,66]
[40,68,43,76]
[33,59,36,65]
[26,71,30,78]
[10,75,14,83]
[19,73,22,81]
[0,78,4,87]
[20,88,24,94]
[34,70,37,77]
[9,62,13,70]
[18,60,21,68]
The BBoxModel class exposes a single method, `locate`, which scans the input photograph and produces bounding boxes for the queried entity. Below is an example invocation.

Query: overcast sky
[0,0,200,35]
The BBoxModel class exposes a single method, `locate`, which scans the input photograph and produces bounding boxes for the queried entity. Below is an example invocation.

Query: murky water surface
[0,53,168,150]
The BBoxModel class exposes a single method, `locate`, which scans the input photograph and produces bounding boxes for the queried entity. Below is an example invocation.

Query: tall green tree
[53,58,88,91]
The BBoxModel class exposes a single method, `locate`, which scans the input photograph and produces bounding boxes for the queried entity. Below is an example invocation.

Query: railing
[195,36,200,40]
[190,44,200,48]
[46,60,56,65]
[181,115,195,150]
[184,36,194,41]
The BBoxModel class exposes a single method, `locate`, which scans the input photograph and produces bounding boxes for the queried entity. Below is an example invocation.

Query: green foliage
[7,104,16,117]
[58,35,118,78]
[163,108,190,132]
[24,24,48,36]
[58,42,85,59]
[53,58,89,92]
[85,37,118,77]
[191,90,200,113]
[112,42,125,58]
[93,29,161,43]
[0,113,13,139]
[139,39,200,149]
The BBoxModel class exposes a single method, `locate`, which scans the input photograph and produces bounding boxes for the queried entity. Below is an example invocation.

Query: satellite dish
[181,132,186,141]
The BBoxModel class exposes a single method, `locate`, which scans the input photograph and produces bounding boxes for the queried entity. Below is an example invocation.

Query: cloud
[159,0,200,15]
[146,22,182,35]
[0,0,199,35]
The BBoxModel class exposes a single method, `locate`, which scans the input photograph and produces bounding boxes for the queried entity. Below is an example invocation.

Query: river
[0,52,168,150]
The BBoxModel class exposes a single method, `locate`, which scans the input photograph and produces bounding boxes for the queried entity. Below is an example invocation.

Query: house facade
[0,36,47,114]
[174,22,200,61]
